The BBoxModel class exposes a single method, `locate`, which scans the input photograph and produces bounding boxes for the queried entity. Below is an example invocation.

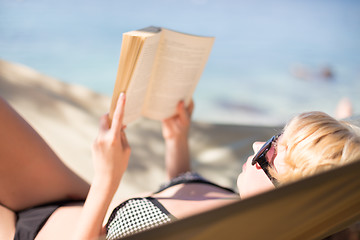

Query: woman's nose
[252,141,265,154]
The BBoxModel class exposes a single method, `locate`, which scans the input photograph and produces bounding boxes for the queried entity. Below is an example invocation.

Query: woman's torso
[150,183,239,219]
[4,183,239,239]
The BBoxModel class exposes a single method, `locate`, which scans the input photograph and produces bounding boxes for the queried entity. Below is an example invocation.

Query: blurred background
[1,0,359,125]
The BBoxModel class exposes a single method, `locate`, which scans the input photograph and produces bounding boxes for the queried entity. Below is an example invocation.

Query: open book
[109,26,215,124]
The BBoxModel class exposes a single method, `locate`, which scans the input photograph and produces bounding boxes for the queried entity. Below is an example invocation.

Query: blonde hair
[272,111,360,184]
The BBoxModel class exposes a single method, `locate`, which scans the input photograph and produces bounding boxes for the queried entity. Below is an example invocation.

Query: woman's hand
[92,92,131,187]
[162,100,194,142]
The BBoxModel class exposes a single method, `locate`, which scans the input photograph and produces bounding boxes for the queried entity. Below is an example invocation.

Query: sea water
[1,0,359,125]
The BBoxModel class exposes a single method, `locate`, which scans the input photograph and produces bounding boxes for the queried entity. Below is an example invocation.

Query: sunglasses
[251,134,281,186]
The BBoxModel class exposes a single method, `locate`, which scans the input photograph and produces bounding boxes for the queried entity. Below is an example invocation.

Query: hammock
[121,159,360,240]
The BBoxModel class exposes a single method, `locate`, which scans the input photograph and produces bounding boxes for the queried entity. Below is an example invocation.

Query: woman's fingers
[99,114,110,131]
[178,100,194,124]
[111,92,126,132]
[177,101,187,124]
[187,99,194,117]
[120,131,130,150]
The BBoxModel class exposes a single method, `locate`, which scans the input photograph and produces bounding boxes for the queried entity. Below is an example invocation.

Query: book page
[142,29,214,120]
[122,31,161,124]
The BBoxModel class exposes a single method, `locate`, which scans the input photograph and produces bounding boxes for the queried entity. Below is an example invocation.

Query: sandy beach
[0,59,281,215]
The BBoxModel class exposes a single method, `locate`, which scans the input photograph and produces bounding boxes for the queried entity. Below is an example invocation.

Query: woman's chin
[236,173,244,197]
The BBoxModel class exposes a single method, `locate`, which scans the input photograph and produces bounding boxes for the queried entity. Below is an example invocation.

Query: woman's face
[237,136,286,199]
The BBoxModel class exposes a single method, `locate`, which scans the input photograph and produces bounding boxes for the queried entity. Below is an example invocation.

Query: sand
[0,59,281,211]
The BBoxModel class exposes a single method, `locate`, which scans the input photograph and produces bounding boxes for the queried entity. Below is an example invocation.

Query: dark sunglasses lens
[251,136,275,165]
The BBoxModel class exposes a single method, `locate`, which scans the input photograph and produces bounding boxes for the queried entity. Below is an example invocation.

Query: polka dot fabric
[106,198,172,239]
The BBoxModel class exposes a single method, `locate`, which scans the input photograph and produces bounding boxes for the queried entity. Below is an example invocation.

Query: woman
[0,93,359,240]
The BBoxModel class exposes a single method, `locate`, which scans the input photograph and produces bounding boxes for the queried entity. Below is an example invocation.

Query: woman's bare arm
[162,100,194,180]
[73,93,131,240]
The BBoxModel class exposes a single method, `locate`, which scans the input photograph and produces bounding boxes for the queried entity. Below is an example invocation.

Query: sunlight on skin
[237,136,287,199]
